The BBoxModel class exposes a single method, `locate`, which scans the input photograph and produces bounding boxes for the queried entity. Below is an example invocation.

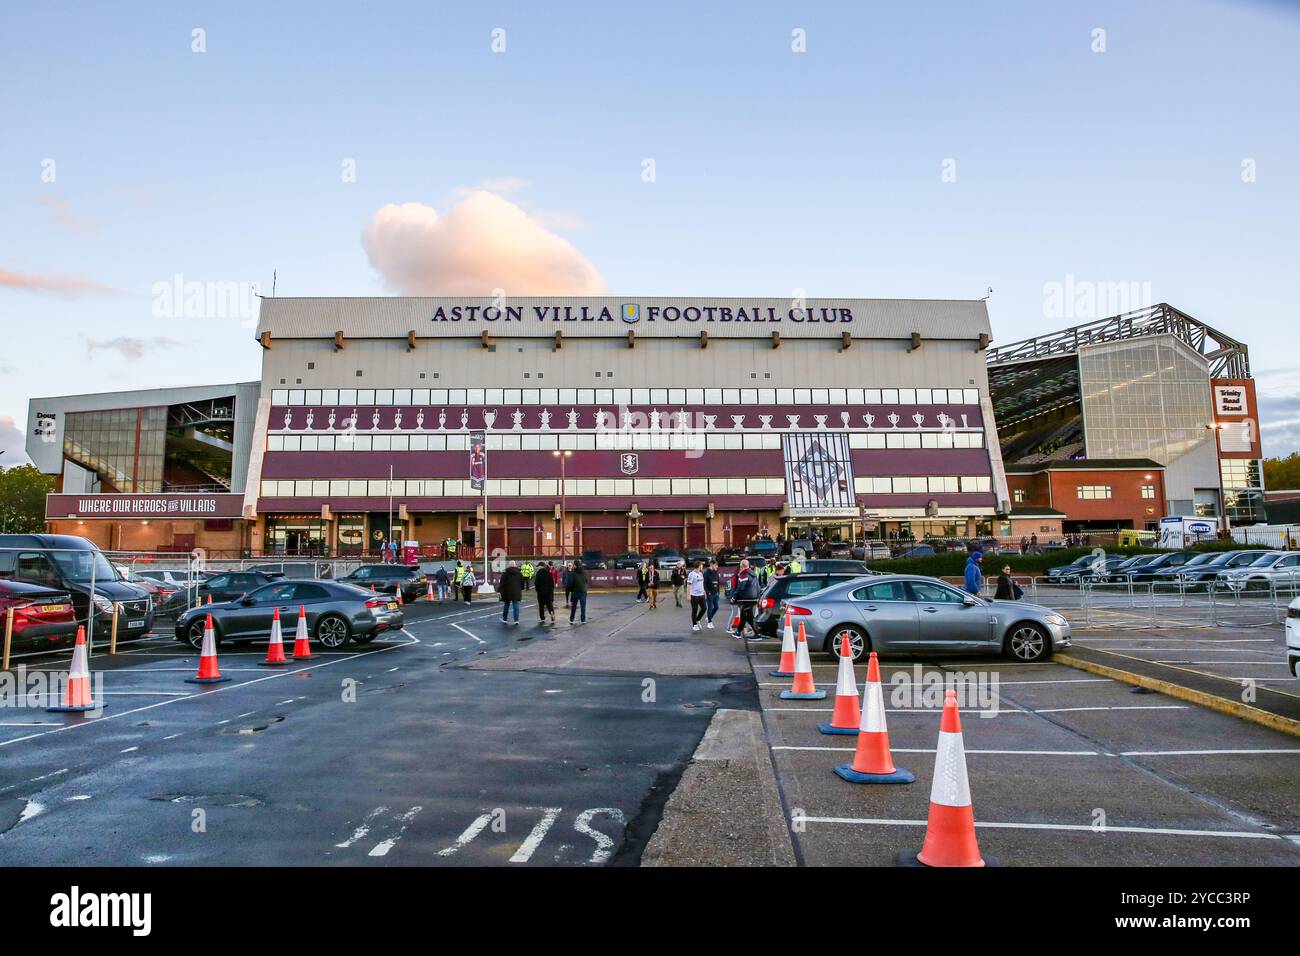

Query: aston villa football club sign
[620,453,639,475]
[469,429,486,492]
[781,433,856,515]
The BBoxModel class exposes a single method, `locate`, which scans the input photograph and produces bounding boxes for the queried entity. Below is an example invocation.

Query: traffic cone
[819,640,861,735]
[769,610,797,677]
[779,623,826,700]
[426,580,434,602]
[259,607,288,666]
[395,587,404,606]
[291,605,312,659]
[835,652,914,783]
[47,626,101,712]
[902,689,985,867]
[206,594,213,605]
[185,614,231,684]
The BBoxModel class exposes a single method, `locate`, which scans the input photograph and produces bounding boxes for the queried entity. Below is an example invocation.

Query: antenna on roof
[981,287,993,300]
[272,270,277,297]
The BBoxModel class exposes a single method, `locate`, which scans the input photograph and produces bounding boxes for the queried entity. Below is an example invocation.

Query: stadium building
[987,304,1264,531]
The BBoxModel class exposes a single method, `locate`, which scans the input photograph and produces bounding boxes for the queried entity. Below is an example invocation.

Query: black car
[716,547,744,566]
[1124,552,1196,582]
[174,580,403,650]
[753,571,870,637]
[0,533,154,640]
[336,564,425,602]
[1103,554,1162,582]
[684,548,713,566]
[800,559,875,575]
[610,551,644,570]
[1166,550,1272,589]
[579,549,607,570]
[161,570,282,615]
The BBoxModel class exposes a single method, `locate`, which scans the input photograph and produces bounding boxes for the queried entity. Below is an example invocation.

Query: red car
[0,580,79,652]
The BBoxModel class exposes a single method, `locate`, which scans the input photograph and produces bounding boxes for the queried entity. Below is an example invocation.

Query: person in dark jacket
[499,562,524,624]
[562,561,575,608]
[635,561,650,603]
[568,560,589,623]
[703,560,721,628]
[670,562,686,607]
[433,565,450,602]
[731,560,760,639]
[994,564,1022,601]
[534,560,556,624]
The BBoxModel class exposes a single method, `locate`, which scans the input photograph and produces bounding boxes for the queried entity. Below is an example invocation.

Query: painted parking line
[758,678,1114,688]
[0,632,419,748]
[766,704,1189,715]
[774,745,1103,756]
[1119,748,1300,756]
[797,817,1283,840]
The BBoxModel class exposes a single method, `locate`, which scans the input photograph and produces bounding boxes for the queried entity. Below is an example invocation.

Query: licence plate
[387,602,398,610]
[39,604,69,614]
[128,619,145,628]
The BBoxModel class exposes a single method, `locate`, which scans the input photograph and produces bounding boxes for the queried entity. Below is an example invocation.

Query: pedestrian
[535,560,556,624]
[994,564,1022,600]
[687,562,707,631]
[461,565,476,602]
[563,561,575,609]
[499,561,523,624]
[635,560,649,603]
[568,559,589,624]
[647,564,661,608]
[520,560,534,591]
[703,559,721,629]
[434,564,450,601]
[730,559,760,639]
[963,550,984,596]
[453,561,464,601]
[670,561,685,608]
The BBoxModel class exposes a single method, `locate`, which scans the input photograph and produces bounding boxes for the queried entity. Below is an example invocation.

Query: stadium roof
[1004,459,1164,473]
[986,303,1250,378]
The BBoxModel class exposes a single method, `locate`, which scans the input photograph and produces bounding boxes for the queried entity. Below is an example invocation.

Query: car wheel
[315,614,351,649]
[184,618,210,650]
[827,625,868,662]
[1005,623,1050,662]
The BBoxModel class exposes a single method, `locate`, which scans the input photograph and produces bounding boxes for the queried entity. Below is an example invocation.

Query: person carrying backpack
[535,560,556,625]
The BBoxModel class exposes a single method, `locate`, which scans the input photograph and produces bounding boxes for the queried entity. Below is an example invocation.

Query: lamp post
[553,450,572,559]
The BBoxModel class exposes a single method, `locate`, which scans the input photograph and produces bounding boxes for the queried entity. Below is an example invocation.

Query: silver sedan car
[783,574,1072,663]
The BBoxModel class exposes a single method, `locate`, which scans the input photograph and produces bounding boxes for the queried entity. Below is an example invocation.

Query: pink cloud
[0,266,119,297]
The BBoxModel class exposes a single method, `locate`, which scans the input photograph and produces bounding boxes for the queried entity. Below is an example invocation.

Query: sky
[2,0,1298,463]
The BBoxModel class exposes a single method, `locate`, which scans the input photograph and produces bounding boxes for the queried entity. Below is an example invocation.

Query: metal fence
[1000,574,1297,629]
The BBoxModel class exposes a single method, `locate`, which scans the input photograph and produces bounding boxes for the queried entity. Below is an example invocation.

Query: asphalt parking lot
[0,594,743,866]
[746,631,1300,866]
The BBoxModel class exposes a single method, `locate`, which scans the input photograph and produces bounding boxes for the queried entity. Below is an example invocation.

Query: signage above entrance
[47,493,245,520]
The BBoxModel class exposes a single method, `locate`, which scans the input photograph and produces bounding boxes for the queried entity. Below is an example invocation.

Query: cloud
[34,196,98,236]
[84,336,184,360]
[1253,367,1300,459]
[0,265,120,297]
[0,416,30,464]
[361,191,605,296]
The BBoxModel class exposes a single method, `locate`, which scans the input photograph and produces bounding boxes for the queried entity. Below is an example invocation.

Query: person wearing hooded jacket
[534,560,556,624]
[963,551,984,596]
[567,560,589,623]
[498,561,524,624]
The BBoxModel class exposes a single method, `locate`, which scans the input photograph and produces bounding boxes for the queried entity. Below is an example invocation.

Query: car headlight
[1044,613,1068,626]
[92,594,114,613]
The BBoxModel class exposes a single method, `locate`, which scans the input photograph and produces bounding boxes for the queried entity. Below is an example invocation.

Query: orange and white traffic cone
[769,609,797,677]
[903,689,985,867]
[834,652,914,783]
[206,594,213,605]
[259,607,289,667]
[291,605,312,659]
[779,623,826,700]
[819,639,861,734]
[395,587,404,606]
[185,613,230,684]
[426,580,434,602]
[47,626,101,712]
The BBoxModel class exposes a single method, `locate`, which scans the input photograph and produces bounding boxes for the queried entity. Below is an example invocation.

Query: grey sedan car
[783,574,1072,663]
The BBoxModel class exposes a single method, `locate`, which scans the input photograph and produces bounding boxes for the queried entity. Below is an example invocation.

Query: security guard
[520,560,535,591]
[445,537,458,559]
[787,556,803,575]
[453,561,465,601]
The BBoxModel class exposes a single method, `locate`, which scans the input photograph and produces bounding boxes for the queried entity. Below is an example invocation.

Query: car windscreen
[1248,553,1282,567]
[49,549,119,583]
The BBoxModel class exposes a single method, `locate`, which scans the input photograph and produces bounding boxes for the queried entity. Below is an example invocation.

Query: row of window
[269,386,982,408]
[265,429,985,453]
[261,477,788,498]
[259,474,994,498]
[855,476,993,494]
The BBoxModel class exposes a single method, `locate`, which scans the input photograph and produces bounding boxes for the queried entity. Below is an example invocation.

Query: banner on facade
[782,432,856,515]
[469,429,487,492]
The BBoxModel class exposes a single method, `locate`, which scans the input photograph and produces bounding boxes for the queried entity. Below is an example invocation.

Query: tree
[1263,453,1300,491]
[0,464,54,533]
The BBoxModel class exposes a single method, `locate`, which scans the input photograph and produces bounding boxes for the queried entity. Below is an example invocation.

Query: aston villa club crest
[794,439,847,503]
[621,303,640,324]
[620,453,639,475]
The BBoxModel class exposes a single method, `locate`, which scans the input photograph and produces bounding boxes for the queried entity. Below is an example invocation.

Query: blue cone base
[185,675,232,684]
[833,763,915,784]
[769,670,794,678]
[818,723,860,735]
[779,690,827,700]
[47,703,103,713]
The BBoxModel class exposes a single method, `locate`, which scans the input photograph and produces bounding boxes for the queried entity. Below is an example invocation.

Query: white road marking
[18,799,45,823]
[162,733,182,740]
[67,795,91,801]
[773,745,1102,756]
[438,812,495,857]
[758,678,1113,688]
[574,808,626,864]
[1121,749,1300,757]
[335,805,389,849]
[509,807,562,863]
[450,623,485,644]
[1029,705,1189,714]
[368,806,423,857]
[120,746,138,753]
[798,816,1283,840]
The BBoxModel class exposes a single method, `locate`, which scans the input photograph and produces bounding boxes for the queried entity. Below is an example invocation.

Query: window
[854,581,909,602]
[1140,485,1155,499]
[1013,489,1026,503]
[1076,485,1113,500]
[906,581,966,603]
